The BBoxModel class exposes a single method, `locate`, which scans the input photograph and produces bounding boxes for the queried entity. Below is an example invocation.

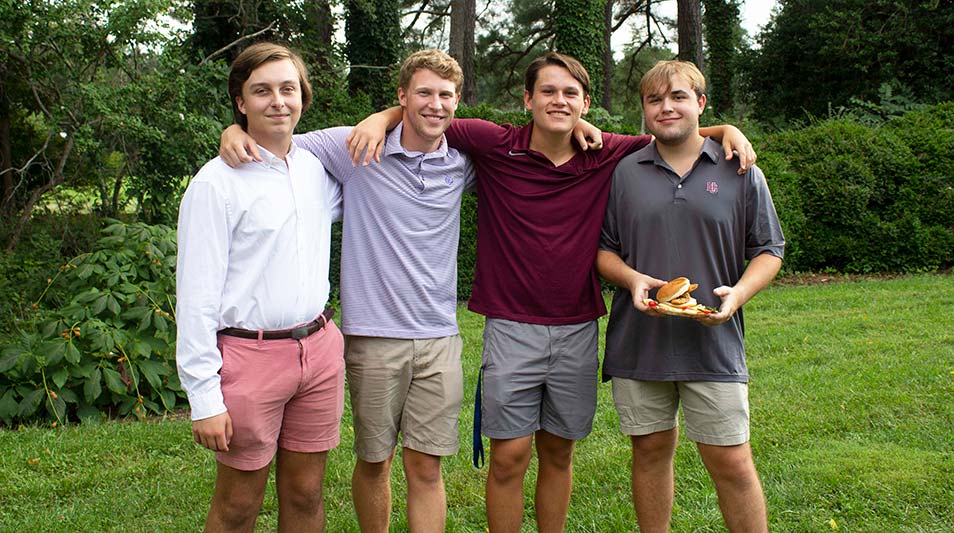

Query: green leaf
[92,293,108,315]
[65,342,81,364]
[0,349,23,373]
[138,360,164,389]
[154,314,168,332]
[77,404,102,425]
[103,367,127,394]
[159,389,176,410]
[84,369,103,403]
[0,390,18,424]
[48,395,67,420]
[138,311,153,332]
[18,389,44,418]
[42,340,66,367]
[106,295,121,316]
[133,339,152,358]
[52,367,69,388]
[75,263,96,280]
[58,388,79,404]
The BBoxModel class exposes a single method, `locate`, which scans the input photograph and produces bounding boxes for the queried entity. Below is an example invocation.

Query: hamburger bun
[656,277,690,303]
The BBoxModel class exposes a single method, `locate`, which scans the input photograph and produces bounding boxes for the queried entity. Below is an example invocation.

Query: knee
[284,483,324,516]
[702,446,758,484]
[537,443,574,472]
[632,432,677,466]
[404,461,442,488]
[212,489,265,529]
[489,448,531,482]
[355,458,392,482]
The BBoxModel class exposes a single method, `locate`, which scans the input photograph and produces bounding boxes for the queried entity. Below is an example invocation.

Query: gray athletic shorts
[611,378,750,446]
[480,318,599,441]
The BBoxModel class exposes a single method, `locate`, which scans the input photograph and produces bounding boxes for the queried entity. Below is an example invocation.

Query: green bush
[0,220,183,426]
[758,105,954,273]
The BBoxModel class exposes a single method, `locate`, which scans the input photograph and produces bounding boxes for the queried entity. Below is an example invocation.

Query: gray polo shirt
[599,138,785,382]
[295,124,475,339]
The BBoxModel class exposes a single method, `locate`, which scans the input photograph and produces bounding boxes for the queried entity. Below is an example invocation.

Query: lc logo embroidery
[443,175,454,186]
[706,180,719,195]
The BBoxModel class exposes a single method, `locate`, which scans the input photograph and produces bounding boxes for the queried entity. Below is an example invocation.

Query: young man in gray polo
[597,60,784,533]
[219,50,473,532]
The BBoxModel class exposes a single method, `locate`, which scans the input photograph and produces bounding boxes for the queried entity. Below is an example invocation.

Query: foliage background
[0,0,952,427]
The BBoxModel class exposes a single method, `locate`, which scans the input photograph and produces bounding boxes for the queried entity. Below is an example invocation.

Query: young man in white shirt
[176,42,344,532]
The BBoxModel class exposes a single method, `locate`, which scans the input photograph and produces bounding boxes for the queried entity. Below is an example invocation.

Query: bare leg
[205,461,270,533]
[631,429,678,533]
[697,442,768,533]
[275,449,328,532]
[403,447,446,532]
[533,430,575,533]
[486,435,533,533]
[351,453,395,533]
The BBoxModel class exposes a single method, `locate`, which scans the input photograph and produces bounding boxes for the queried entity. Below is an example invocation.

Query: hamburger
[643,277,718,317]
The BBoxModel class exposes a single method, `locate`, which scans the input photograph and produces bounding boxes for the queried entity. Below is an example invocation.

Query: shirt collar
[384,122,450,160]
[256,143,296,172]
[636,137,723,167]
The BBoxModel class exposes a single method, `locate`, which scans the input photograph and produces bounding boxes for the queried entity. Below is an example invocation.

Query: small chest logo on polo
[706,180,719,195]
[443,175,454,186]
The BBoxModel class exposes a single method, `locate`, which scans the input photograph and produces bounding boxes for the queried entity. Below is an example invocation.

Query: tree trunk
[677,0,704,70]
[0,71,11,216]
[450,0,477,105]
[601,0,614,111]
[6,137,73,252]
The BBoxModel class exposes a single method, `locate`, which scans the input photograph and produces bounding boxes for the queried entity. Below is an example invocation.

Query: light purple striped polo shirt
[294,124,475,338]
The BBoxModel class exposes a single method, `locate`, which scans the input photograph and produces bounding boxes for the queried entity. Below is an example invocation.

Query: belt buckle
[290,325,310,340]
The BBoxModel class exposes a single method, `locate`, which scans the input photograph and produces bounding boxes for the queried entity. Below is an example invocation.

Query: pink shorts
[215,320,345,471]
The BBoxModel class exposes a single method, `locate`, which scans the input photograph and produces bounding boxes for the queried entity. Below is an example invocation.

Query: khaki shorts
[345,335,463,462]
[611,378,750,446]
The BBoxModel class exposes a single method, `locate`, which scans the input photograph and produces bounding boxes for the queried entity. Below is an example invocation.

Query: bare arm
[596,250,666,315]
[696,253,782,326]
[574,118,603,151]
[219,124,260,167]
[699,124,756,175]
[346,106,403,166]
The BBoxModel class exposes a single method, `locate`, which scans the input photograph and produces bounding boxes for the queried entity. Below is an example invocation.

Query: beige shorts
[611,378,750,446]
[345,335,463,462]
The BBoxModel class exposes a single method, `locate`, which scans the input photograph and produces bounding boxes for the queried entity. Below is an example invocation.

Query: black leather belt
[220,307,335,340]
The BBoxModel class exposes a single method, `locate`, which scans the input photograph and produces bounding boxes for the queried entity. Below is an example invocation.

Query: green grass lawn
[2,274,952,531]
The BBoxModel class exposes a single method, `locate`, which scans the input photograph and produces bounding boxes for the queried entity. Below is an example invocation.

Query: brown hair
[639,60,707,103]
[524,52,590,95]
[398,49,464,93]
[228,42,313,130]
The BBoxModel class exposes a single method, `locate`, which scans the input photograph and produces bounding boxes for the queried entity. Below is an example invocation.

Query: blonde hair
[228,43,313,131]
[398,49,464,93]
[639,60,706,103]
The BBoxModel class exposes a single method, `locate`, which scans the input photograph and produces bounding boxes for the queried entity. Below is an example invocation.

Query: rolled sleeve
[744,166,786,260]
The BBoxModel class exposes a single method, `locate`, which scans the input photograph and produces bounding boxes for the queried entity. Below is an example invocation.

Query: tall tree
[450,0,477,104]
[751,0,954,123]
[702,0,741,116]
[554,0,607,103]
[346,0,403,109]
[677,0,704,69]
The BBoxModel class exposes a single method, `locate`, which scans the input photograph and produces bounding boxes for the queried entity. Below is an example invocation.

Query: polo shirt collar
[636,137,723,167]
[384,122,450,160]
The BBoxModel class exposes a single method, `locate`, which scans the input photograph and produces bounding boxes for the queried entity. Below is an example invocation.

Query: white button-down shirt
[175,145,342,420]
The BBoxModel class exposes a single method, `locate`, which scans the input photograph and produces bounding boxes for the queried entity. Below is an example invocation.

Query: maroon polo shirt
[445,118,650,325]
